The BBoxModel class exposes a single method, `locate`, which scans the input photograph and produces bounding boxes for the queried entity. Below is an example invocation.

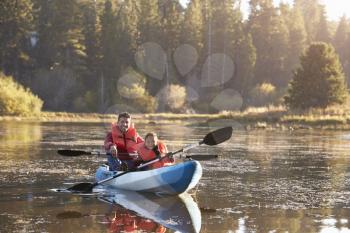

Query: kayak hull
[95,160,202,195]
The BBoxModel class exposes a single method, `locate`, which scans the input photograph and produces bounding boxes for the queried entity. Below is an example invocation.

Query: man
[104,112,143,170]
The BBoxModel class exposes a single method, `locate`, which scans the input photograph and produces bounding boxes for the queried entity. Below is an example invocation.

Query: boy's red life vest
[108,211,137,233]
[138,219,166,233]
[108,211,166,233]
[111,123,139,160]
[137,141,174,169]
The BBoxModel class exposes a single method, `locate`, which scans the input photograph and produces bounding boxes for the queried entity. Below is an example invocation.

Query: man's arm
[104,132,114,151]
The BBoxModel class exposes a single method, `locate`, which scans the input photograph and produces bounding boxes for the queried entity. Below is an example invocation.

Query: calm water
[1,121,350,233]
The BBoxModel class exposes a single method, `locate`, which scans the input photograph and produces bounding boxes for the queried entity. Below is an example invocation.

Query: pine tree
[180,0,203,52]
[116,0,139,69]
[248,0,289,87]
[138,0,162,45]
[100,0,118,107]
[159,0,183,53]
[280,3,307,81]
[81,0,100,90]
[0,0,34,77]
[285,42,348,109]
[333,16,349,62]
[34,0,86,72]
[209,0,236,54]
[33,0,54,69]
[315,5,331,43]
[233,32,257,109]
[333,15,350,83]
[294,0,322,43]
[346,30,350,83]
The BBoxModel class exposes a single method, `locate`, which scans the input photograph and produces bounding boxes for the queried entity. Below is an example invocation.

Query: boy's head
[145,132,158,149]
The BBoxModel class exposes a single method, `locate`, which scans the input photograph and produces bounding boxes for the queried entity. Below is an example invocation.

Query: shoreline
[1,110,350,130]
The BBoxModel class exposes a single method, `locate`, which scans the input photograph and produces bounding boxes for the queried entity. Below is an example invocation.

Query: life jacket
[111,123,138,160]
[109,212,137,233]
[108,211,166,233]
[138,219,166,233]
[137,141,173,169]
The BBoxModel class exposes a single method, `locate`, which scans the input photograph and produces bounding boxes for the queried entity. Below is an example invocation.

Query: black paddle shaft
[65,126,233,193]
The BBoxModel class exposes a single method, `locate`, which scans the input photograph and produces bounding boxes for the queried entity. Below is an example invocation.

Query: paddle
[57,149,218,161]
[65,126,233,193]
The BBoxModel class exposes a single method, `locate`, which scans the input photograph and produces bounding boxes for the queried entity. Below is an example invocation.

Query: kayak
[95,160,202,195]
[98,188,201,233]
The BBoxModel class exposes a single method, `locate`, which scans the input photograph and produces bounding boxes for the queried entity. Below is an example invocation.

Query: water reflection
[3,122,350,232]
[0,121,42,159]
[98,189,201,233]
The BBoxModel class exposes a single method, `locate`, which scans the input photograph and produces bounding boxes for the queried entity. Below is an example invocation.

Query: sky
[180,0,350,21]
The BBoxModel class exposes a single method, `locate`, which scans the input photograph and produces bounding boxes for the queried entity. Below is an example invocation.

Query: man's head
[117,112,131,133]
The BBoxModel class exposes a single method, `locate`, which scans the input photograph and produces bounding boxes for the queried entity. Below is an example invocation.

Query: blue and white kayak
[95,160,202,195]
[98,189,201,233]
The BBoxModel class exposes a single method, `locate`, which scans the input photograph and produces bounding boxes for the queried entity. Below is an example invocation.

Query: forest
[1,0,350,114]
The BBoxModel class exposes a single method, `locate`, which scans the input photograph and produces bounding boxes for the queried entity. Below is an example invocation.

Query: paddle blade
[57,150,90,157]
[202,127,233,146]
[67,182,94,193]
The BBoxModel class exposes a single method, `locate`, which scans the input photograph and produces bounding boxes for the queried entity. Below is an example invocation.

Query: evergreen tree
[34,0,86,72]
[315,5,331,43]
[209,0,237,54]
[346,29,350,82]
[81,0,100,90]
[53,0,86,72]
[33,0,55,69]
[0,0,33,77]
[138,0,162,45]
[248,0,289,87]
[213,0,256,105]
[116,0,139,69]
[31,0,87,111]
[285,42,348,109]
[180,0,203,52]
[294,0,322,43]
[280,3,307,80]
[333,15,350,83]
[100,0,118,107]
[233,32,257,108]
[159,0,183,53]
[333,16,349,63]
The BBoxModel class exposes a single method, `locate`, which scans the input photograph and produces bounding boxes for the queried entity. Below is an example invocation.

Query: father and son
[104,112,174,171]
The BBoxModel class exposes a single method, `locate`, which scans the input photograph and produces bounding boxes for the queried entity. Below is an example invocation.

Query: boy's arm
[136,133,144,143]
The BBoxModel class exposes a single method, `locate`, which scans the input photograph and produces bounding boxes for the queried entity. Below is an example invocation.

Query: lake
[1,120,350,233]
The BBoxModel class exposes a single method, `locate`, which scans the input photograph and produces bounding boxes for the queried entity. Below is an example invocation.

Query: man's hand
[130,153,139,160]
[166,152,174,162]
[110,145,118,157]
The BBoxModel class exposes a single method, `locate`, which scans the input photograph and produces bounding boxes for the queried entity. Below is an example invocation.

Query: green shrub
[248,83,278,106]
[117,67,158,113]
[73,91,98,112]
[157,84,187,112]
[0,72,43,116]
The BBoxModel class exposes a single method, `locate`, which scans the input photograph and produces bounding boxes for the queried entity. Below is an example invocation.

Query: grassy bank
[1,106,350,130]
[0,112,116,122]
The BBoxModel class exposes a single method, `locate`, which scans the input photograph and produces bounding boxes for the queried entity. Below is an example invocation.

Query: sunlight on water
[320,218,350,233]
[2,121,350,232]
